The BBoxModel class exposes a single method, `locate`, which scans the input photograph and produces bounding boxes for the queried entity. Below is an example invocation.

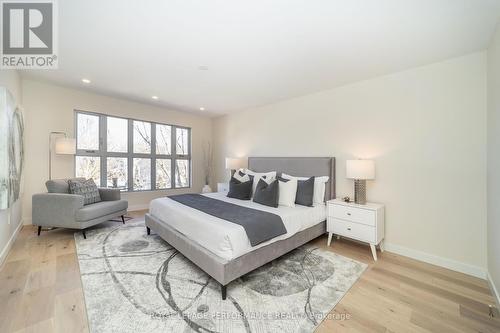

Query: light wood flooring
[0,210,498,333]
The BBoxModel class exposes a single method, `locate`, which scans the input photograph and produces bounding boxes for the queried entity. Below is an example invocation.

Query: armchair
[32,178,128,239]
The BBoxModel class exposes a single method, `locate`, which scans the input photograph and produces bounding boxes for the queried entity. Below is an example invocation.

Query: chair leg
[221,284,227,300]
[37,226,41,236]
[121,215,125,224]
[82,230,87,239]
[146,227,150,235]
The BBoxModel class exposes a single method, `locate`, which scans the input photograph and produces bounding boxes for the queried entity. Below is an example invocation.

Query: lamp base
[354,179,367,205]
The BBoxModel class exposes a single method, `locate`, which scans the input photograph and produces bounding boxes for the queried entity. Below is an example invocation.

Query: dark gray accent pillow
[295,176,315,207]
[68,179,102,205]
[227,175,253,200]
[253,179,279,208]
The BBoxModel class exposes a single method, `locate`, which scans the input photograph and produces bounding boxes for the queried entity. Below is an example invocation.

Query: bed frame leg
[37,226,42,236]
[82,230,87,239]
[146,227,150,235]
[221,284,227,300]
[121,215,126,224]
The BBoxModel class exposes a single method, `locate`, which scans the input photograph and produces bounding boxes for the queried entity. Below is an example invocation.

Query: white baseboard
[384,242,487,279]
[127,204,149,212]
[0,220,23,269]
[488,272,500,309]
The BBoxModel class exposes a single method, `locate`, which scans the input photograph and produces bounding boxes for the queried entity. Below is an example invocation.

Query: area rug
[75,219,366,333]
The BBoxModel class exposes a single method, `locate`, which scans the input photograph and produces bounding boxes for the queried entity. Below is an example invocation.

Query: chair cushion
[68,179,101,205]
[46,178,85,193]
[76,200,128,222]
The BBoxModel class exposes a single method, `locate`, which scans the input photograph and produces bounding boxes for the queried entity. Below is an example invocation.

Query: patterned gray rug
[75,219,366,333]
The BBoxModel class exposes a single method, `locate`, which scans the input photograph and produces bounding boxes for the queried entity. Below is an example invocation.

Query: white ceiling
[23,0,500,116]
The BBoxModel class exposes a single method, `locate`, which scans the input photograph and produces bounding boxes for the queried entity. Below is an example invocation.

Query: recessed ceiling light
[199,107,205,111]
[152,96,159,100]
[81,78,91,84]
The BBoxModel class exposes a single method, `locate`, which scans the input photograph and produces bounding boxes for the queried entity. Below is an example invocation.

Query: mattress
[149,192,326,261]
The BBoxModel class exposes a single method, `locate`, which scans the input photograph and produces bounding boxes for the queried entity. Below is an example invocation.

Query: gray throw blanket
[168,194,287,246]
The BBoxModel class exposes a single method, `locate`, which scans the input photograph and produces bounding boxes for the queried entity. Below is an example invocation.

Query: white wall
[487,22,500,302]
[213,52,487,276]
[0,70,23,267]
[21,79,213,223]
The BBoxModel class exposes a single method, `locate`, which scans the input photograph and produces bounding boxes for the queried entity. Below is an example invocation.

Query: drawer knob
[347,227,351,231]
[347,213,351,216]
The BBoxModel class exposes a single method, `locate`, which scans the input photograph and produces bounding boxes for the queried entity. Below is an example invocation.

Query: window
[133,120,151,154]
[107,117,128,153]
[75,111,191,191]
[77,113,99,151]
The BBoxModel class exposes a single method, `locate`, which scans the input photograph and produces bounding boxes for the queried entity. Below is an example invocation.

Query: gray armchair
[32,178,128,239]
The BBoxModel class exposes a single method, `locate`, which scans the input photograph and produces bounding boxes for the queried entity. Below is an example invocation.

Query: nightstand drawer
[331,219,376,243]
[330,204,375,226]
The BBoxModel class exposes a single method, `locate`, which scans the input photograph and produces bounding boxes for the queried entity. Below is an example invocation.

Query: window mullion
[128,119,133,191]
[100,115,107,187]
[172,126,176,188]
[151,123,156,191]
[188,128,191,187]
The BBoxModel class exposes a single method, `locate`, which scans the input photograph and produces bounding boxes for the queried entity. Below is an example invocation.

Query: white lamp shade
[346,160,375,180]
[225,157,245,170]
[55,137,76,155]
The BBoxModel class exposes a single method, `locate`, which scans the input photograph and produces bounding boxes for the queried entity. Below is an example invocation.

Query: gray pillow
[68,179,102,205]
[253,178,279,208]
[295,176,315,207]
[227,174,253,200]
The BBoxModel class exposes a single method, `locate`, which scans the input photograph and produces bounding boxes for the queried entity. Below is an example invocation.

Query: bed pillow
[227,175,253,200]
[244,169,277,197]
[233,170,252,183]
[282,173,329,206]
[277,176,298,207]
[295,176,315,206]
[68,178,101,205]
[253,178,279,208]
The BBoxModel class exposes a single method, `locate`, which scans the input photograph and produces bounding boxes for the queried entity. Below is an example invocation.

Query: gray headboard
[247,157,336,200]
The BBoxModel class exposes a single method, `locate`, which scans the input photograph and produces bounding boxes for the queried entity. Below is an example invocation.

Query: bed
[145,156,336,299]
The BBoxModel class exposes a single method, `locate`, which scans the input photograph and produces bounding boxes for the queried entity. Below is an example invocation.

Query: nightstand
[327,199,385,261]
[217,182,229,193]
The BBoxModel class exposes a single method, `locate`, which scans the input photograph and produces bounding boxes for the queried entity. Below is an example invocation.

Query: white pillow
[278,177,298,207]
[282,173,329,206]
[245,169,277,196]
[233,170,251,183]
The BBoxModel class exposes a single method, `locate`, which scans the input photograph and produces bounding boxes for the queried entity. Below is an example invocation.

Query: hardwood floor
[1,210,498,333]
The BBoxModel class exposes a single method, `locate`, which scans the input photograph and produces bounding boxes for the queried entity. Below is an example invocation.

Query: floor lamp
[49,132,76,180]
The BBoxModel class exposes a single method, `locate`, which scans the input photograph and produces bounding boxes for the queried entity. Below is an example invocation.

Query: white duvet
[149,192,326,261]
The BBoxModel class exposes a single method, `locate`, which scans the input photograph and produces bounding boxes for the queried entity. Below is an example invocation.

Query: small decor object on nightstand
[346,159,375,205]
[327,199,385,261]
[202,142,213,193]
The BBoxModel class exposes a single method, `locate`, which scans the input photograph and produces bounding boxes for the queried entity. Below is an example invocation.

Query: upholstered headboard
[247,157,336,200]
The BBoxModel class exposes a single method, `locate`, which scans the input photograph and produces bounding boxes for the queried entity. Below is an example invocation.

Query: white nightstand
[217,182,229,193]
[327,199,385,261]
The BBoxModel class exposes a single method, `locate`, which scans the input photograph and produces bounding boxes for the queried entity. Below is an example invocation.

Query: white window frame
[74,110,191,191]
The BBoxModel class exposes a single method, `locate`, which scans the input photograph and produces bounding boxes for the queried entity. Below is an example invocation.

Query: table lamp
[225,157,245,177]
[346,159,375,204]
